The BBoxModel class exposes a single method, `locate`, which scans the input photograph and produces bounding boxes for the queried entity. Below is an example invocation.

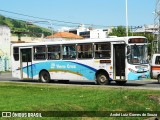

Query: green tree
[0,15,52,37]
[0,15,7,25]
[109,26,131,37]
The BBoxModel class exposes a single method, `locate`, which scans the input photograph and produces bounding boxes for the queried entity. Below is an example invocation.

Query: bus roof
[11,36,146,47]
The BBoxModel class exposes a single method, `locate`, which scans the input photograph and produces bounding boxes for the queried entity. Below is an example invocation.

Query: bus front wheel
[39,71,50,83]
[96,73,109,85]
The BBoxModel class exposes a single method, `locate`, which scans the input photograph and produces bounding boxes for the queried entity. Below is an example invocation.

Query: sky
[0,0,156,31]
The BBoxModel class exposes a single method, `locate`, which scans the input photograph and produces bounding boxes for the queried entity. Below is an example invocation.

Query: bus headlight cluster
[135,65,148,69]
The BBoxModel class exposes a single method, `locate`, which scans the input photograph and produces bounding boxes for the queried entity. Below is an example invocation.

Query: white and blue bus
[11,36,150,85]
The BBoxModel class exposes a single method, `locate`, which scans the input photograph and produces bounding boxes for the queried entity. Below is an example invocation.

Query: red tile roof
[46,32,83,39]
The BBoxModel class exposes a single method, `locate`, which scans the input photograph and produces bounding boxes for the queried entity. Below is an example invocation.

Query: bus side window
[62,44,76,60]
[155,56,160,65]
[77,45,83,58]
[77,44,93,59]
[13,47,19,61]
[33,46,46,60]
[47,45,60,60]
[94,42,111,59]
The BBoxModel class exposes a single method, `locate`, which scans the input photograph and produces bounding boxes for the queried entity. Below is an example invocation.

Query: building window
[94,42,111,59]
[77,43,93,59]
[79,31,90,38]
[69,30,77,35]
[33,46,46,60]
[47,45,60,60]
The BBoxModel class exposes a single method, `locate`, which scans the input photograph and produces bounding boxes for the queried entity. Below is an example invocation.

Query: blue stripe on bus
[128,71,150,80]
[68,61,97,72]
[22,61,97,80]
[22,61,113,81]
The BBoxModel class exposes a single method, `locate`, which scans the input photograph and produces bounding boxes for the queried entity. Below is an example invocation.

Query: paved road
[0,72,160,90]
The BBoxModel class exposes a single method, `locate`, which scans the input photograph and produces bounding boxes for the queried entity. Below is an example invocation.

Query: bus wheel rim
[100,75,106,83]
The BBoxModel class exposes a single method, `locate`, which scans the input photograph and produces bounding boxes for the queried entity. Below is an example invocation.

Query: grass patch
[0,82,160,120]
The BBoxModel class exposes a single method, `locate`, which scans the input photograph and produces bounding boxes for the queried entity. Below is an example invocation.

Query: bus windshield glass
[127,45,148,64]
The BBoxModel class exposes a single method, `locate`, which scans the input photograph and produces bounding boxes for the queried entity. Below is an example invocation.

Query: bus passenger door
[20,48,33,79]
[113,44,125,80]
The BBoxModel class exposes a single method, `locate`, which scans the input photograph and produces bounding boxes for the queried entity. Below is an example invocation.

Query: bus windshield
[127,45,148,64]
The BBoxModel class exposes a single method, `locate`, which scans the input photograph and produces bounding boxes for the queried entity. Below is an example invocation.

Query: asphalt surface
[0,72,160,90]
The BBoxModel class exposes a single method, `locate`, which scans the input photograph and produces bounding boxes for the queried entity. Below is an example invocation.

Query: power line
[0,9,79,24]
[0,9,111,28]
[0,13,90,31]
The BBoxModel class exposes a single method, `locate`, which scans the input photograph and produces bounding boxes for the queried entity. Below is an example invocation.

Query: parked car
[150,54,160,83]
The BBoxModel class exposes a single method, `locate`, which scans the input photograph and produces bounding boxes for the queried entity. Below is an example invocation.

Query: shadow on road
[1,72,158,87]
[6,79,147,87]
[146,81,160,85]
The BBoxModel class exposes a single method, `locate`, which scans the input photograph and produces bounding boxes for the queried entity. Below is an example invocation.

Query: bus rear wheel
[39,71,50,83]
[96,73,109,85]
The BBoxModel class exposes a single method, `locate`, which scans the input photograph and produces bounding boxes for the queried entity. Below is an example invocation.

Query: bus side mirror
[126,53,130,57]
[126,45,130,57]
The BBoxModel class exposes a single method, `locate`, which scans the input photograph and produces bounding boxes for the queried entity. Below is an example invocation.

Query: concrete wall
[0,25,43,71]
[0,25,11,71]
[11,36,43,42]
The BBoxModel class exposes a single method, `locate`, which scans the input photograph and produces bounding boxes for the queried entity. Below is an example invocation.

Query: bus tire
[115,81,126,85]
[158,75,160,84]
[39,70,50,83]
[96,73,109,85]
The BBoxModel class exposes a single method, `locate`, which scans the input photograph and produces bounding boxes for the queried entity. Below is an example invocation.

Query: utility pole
[154,0,160,53]
[125,0,128,37]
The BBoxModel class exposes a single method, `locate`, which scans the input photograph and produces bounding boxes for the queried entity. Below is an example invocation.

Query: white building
[0,25,11,71]
[133,24,156,34]
[64,24,109,39]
